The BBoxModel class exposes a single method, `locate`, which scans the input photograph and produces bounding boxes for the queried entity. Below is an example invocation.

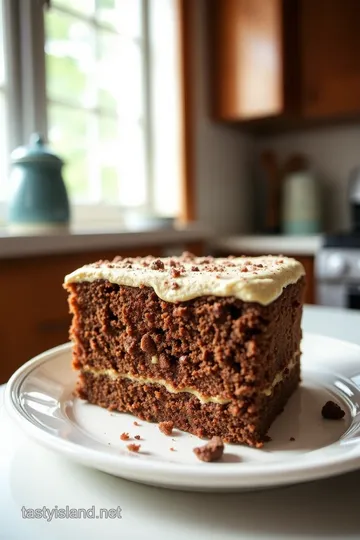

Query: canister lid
[11,133,64,166]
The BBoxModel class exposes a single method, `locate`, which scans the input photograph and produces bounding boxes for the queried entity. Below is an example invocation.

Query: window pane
[96,0,141,37]
[52,0,95,16]
[45,10,96,107]
[48,104,90,200]
[97,32,143,119]
[117,122,147,206]
[0,91,8,198]
[0,3,5,87]
[99,117,119,202]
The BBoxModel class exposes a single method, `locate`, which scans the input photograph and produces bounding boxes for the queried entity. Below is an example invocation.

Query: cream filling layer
[82,353,299,405]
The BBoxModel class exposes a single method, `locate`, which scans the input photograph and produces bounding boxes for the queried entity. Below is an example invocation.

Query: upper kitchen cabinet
[209,0,286,121]
[300,0,360,118]
[209,0,360,123]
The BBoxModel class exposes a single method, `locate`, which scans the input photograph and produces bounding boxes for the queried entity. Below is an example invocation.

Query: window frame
[0,0,189,228]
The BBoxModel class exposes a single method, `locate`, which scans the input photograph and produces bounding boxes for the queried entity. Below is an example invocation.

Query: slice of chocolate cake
[63,253,305,447]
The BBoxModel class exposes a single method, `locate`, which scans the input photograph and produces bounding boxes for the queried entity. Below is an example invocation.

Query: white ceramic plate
[5,333,360,492]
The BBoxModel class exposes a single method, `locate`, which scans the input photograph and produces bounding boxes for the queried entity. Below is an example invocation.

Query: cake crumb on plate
[159,421,174,436]
[127,443,141,453]
[321,401,345,420]
[193,436,224,462]
[120,432,130,441]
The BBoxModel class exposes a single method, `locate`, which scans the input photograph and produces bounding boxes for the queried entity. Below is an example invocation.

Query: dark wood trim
[178,0,196,223]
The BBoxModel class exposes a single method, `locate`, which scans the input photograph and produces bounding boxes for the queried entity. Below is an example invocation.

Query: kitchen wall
[255,125,360,233]
[192,0,254,235]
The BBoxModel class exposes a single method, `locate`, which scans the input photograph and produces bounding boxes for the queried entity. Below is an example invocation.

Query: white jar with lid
[282,170,321,235]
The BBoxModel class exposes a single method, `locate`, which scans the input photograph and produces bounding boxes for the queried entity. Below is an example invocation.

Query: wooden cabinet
[293,255,315,305]
[209,0,285,120]
[0,241,204,384]
[300,0,360,118]
[209,0,360,123]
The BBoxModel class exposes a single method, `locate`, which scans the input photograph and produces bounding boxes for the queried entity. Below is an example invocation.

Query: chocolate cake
[64,253,305,447]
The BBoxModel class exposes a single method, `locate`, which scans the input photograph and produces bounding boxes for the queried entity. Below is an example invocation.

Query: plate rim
[5,333,360,489]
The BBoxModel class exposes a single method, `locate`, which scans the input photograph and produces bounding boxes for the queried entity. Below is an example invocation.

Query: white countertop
[0,225,210,258]
[1,304,360,540]
[213,235,322,256]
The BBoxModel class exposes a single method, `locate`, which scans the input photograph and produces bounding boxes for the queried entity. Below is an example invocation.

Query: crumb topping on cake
[64,253,305,305]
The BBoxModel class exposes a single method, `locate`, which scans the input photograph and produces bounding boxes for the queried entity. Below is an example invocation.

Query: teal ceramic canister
[7,133,70,234]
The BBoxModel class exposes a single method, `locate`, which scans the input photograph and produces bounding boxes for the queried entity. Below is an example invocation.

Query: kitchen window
[0,2,9,203]
[0,0,183,227]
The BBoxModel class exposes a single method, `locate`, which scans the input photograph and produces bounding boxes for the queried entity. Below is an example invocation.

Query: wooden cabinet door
[300,0,360,118]
[210,0,284,120]
[209,0,360,123]
[294,255,315,306]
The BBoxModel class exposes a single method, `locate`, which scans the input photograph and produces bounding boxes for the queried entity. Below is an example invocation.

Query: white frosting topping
[64,254,305,305]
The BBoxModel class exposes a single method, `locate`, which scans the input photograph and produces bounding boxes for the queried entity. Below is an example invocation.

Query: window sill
[0,223,211,259]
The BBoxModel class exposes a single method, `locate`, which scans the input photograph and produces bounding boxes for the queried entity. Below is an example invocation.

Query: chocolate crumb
[140,333,156,355]
[173,306,189,318]
[193,436,224,462]
[150,259,165,270]
[171,282,180,290]
[170,267,181,278]
[321,400,345,420]
[289,437,295,441]
[170,447,176,452]
[133,421,141,426]
[120,432,130,441]
[127,443,141,453]
[134,435,141,440]
[159,421,174,436]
